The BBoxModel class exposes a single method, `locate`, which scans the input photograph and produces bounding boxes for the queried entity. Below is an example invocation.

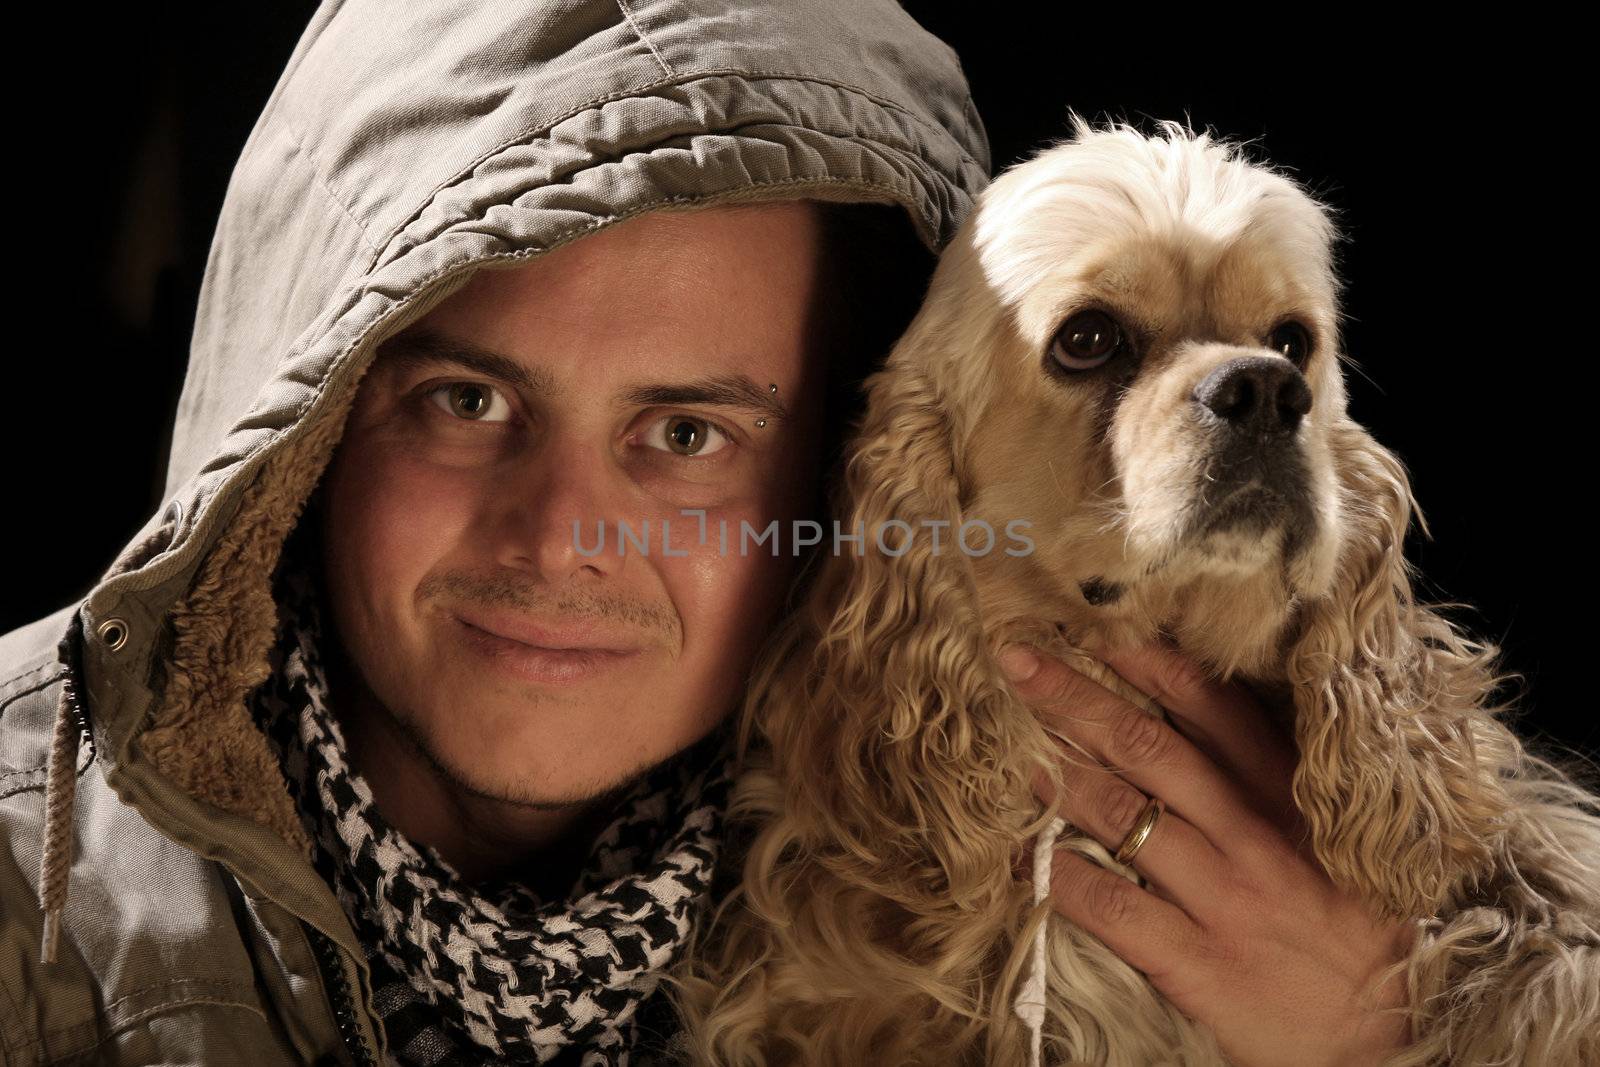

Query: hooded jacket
[0,2,990,1062]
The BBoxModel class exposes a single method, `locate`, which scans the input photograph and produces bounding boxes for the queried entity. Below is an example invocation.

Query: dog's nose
[1192,356,1312,436]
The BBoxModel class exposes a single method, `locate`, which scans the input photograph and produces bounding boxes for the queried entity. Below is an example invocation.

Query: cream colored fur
[669,118,1600,1066]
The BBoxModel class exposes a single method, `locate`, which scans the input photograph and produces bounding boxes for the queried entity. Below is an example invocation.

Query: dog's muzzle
[1186,355,1313,537]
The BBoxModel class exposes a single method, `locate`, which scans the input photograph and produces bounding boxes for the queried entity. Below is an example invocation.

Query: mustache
[417,571,680,643]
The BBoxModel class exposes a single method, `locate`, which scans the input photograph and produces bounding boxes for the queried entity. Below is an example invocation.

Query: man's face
[320,201,827,808]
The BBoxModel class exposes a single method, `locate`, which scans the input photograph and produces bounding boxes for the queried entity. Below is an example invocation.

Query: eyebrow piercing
[755,419,767,428]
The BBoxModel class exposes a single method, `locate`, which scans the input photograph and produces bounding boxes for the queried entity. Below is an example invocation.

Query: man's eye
[428,382,513,423]
[641,414,730,457]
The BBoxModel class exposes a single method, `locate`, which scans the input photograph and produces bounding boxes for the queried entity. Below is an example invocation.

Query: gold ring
[1114,796,1164,865]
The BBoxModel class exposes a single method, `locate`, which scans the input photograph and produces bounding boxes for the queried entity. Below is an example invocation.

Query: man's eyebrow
[382,326,791,424]
[379,327,554,395]
[619,376,789,424]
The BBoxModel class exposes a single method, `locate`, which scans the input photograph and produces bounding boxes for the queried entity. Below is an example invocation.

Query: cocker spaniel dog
[671,118,1600,1066]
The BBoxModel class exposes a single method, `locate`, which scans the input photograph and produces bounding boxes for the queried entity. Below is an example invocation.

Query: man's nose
[492,438,626,581]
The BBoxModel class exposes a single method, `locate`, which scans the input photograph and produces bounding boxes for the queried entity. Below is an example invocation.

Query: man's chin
[390,712,661,812]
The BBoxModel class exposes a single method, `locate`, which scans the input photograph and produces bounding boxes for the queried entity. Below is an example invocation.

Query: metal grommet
[163,498,184,529]
[96,617,129,652]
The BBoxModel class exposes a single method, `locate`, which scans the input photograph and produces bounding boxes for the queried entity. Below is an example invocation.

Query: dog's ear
[747,344,1036,909]
[1284,420,1520,920]
[684,314,1054,1063]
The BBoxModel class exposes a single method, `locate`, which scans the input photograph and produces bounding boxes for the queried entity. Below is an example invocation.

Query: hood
[40,0,989,961]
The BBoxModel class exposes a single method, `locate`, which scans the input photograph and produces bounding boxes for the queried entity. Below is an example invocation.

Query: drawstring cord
[41,507,178,962]
[38,611,87,965]
[1014,813,1066,1067]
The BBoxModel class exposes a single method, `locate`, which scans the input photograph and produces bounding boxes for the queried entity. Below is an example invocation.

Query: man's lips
[450,606,643,654]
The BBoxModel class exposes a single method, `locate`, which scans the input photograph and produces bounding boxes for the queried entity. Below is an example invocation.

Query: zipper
[305,921,379,1067]
[57,610,97,762]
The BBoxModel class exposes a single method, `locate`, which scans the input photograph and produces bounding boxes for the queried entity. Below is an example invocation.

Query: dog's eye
[1049,310,1125,371]
[1266,321,1313,365]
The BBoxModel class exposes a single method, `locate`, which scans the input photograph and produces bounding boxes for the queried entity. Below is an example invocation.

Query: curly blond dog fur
[666,117,1600,1066]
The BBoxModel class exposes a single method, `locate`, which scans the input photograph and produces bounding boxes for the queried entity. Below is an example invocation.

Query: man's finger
[1043,847,1207,988]
[1092,639,1302,836]
[1003,643,1281,862]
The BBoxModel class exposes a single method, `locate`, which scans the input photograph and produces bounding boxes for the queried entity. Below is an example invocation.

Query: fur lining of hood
[137,387,350,859]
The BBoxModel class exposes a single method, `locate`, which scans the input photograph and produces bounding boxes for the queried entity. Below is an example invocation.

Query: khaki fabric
[0,2,990,1063]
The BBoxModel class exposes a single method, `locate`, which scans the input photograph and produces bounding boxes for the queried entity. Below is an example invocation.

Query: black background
[9,8,1588,765]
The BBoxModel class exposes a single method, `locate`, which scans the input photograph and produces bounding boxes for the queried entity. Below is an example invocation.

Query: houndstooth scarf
[250,553,738,1066]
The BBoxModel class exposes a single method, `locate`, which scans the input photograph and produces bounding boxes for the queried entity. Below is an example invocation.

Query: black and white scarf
[250,555,738,1067]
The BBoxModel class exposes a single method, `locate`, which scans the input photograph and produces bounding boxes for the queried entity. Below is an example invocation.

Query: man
[0,1,989,1064]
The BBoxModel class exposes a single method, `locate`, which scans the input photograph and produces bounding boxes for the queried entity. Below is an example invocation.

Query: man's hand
[999,639,1417,1067]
